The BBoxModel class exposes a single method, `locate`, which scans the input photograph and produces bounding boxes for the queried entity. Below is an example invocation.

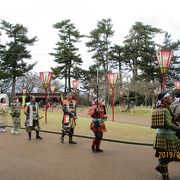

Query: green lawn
[6,107,155,143]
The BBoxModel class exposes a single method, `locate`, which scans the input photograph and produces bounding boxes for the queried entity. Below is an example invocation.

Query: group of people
[1,90,180,179]
[0,92,107,153]
[152,91,180,180]
[0,96,21,134]
[60,92,107,152]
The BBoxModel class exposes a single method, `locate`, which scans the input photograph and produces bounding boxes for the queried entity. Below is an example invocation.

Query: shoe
[91,146,96,153]
[96,147,103,152]
[36,136,43,140]
[60,137,64,143]
[2,129,6,132]
[155,165,161,173]
[69,141,77,144]
[163,176,169,180]
[11,130,15,134]
[28,138,31,140]
[15,132,19,135]
[155,165,169,180]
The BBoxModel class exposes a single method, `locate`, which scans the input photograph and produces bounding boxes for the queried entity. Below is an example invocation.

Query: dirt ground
[0,128,179,180]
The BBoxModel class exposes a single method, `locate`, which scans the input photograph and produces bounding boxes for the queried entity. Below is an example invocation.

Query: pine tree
[86,18,114,73]
[0,20,37,96]
[50,19,83,93]
[123,22,162,81]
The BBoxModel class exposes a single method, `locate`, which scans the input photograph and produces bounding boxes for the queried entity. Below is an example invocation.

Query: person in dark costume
[89,99,107,153]
[24,96,42,140]
[151,91,180,180]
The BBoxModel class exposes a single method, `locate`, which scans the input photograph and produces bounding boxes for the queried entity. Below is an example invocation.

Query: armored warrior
[10,97,21,134]
[170,91,180,125]
[151,91,180,180]
[89,99,107,153]
[60,93,77,144]
[24,95,42,140]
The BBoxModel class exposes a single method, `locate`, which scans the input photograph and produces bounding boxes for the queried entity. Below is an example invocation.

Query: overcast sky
[1,0,180,72]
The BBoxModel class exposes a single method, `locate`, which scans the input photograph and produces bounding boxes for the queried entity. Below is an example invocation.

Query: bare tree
[16,72,42,93]
[0,79,12,93]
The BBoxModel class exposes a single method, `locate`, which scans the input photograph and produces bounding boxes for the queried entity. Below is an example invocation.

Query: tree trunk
[11,76,16,97]
[118,61,122,88]
[68,66,71,92]
[64,76,67,95]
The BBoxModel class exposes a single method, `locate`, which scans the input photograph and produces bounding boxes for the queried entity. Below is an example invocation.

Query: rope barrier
[7,125,153,147]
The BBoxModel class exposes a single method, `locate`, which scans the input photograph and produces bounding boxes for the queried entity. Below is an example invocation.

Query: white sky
[0,0,180,72]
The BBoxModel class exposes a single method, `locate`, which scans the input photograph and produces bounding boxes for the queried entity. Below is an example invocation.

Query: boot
[96,147,103,152]
[96,140,103,152]
[28,132,31,140]
[91,145,96,153]
[60,135,64,143]
[69,137,77,144]
[60,130,65,143]
[36,131,43,139]
[69,140,77,144]
[155,162,169,180]
[91,139,97,153]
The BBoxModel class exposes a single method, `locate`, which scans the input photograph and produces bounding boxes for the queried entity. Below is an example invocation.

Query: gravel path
[0,129,179,180]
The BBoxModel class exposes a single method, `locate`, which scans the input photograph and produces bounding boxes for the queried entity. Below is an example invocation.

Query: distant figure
[89,99,107,153]
[24,95,43,140]
[0,98,9,132]
[170,91,180,124]
[170,91,180,141]
[10,97,21,134]
[151,91,180,180]
[60,92,77,144]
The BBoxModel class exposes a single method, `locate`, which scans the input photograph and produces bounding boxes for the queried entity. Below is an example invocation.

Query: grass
[6,106,155,143]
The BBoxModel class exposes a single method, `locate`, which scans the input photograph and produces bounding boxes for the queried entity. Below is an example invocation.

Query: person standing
[171,91,180,124]
[170,91,180,153]
[24,95,42,140]
[10,97,21,134]
[89,99,107,153]
[151,91,180,180]
[0,97,9,132]
[60,92,77,144]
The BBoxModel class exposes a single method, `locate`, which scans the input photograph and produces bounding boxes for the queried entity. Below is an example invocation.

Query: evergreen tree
[109,44,124,87]
[50,19,83,93]
[0,20,37,96]
[86,18,114,73]
[123,22,161,81]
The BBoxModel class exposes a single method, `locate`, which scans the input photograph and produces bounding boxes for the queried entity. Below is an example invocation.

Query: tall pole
[161,74,165,91]
[107,72,118,122]
[50,85,56,112]
[39,71,52,124]
[112,87,115,122]
[52,91,54,112]
[96,68,99,106]
[45,88,48,124]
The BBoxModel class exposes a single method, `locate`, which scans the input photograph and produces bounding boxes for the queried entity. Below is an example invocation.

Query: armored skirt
[153,109,180,157]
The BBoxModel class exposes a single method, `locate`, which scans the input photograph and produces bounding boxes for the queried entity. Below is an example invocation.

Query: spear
[96,68,99,107]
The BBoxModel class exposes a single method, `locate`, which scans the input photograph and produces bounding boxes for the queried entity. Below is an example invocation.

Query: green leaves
[50,19,83,92]
[86,18,114,72]
[0,20,38,96]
